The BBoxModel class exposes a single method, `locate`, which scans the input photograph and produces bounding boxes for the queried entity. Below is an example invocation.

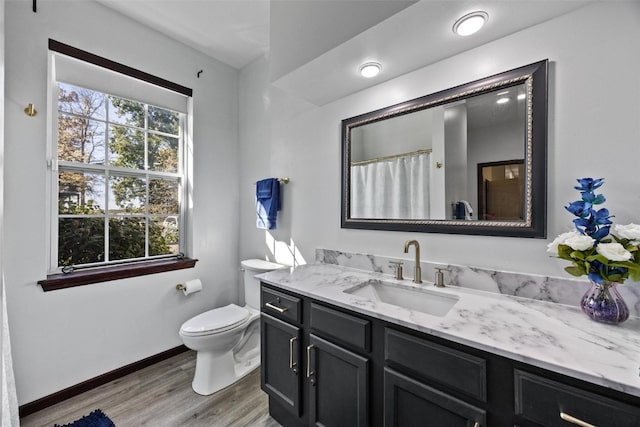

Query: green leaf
[571,251,586,261]
[565,266,585,277]
[557,244,573,258]
[586,253,610,265]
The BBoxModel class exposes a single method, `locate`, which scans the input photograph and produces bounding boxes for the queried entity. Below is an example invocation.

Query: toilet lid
[241,259,285,272]
[180,304,249,337]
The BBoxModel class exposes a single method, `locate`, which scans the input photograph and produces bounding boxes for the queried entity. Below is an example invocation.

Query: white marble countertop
[258,263,640,398]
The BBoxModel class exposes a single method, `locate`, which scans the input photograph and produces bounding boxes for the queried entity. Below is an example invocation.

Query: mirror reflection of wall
[466,85,526,220]
[349,83,527,222]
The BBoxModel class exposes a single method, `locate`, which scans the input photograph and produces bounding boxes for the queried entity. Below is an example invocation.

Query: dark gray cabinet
[261,285,371,427]
[261,283,640,427]
[384,367,485,427]
[308,334,369,427]
[261,313,302,416]
[514,370,640,427]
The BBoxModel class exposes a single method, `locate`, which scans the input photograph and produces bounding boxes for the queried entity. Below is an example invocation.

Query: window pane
[58,114,106,164]
[148,134,178,172]
[109,175,146,214]
[58,218,105,266]
[109,217,146,260]
[148,106,179,135]
[58,83,106,120]
[150,216,179,256]
[58,171,105,214]
[109,124,145,169]
[108,96,144,128]
[149,179,178,214]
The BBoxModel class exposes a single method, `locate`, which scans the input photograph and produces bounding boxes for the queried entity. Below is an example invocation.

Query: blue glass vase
[580,281,629,324]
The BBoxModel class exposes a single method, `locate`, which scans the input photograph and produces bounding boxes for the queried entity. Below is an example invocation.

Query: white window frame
[46,51,190,274]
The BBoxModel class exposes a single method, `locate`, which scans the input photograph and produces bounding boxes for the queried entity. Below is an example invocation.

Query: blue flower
[565,201,589,217]
[574,178,604,192]
[591,225,611,241]
[550,177,640,286]
[593,208,612,226]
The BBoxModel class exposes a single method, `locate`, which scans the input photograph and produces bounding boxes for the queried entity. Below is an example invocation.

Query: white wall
[467,119,524,213]
[1,0,20,423]
[239,2,640,279]
[5,1,240,404]
[239,55,315,268]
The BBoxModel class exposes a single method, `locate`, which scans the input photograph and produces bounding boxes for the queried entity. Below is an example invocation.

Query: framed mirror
[341,60,548,238]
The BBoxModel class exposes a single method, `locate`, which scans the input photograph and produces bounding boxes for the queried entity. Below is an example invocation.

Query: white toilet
[179,259,284,395]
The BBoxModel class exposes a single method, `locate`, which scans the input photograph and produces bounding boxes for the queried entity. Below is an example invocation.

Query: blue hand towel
[256,178,281,230]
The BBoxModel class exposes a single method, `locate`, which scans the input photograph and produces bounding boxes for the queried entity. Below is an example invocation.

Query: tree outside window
[56,83,183,268]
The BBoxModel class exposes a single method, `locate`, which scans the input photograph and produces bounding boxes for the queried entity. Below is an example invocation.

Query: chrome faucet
[403,240,422,284]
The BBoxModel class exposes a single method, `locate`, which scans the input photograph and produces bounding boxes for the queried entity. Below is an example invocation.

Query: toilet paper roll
[182,278,203,296]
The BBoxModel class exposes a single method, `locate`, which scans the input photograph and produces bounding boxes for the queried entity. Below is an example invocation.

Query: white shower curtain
[351,151,430,219]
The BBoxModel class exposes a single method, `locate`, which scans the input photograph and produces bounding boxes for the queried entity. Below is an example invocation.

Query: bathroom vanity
[258,263,640,427]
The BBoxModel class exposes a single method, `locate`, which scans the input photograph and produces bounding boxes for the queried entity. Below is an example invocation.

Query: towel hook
[24,103,37,117]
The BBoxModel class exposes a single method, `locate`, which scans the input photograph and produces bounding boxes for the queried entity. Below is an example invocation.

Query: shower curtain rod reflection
[351,149,432,166]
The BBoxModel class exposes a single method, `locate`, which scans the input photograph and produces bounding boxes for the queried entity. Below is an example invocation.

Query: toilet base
[191,341,261,395]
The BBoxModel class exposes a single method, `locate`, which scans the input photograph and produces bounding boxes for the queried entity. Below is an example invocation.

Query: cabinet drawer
[310,303,371,352]
[514,370,640,427]
[261,286,301,324]
[384,367,486,427]
[385,328,486,402]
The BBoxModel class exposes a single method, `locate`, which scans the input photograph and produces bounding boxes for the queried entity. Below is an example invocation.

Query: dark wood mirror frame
[341,60,548,238]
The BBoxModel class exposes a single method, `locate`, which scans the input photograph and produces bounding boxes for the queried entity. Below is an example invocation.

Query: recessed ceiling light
[453,11,488,36]
[359,62,381,78]
[496,97,510,104]
[517,93,526,100]
[497,90,510,96]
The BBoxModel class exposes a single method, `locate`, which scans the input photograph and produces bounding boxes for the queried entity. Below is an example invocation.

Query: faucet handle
[434,267,448,288]
[389,261,404,280]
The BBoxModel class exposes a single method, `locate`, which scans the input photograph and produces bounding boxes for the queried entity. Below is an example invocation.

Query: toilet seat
[180,304,250,337]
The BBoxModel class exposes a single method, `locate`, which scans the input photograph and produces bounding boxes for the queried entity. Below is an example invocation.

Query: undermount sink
[344,279,459,317]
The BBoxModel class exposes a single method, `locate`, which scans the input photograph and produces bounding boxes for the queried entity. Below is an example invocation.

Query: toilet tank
[241,259,285,309]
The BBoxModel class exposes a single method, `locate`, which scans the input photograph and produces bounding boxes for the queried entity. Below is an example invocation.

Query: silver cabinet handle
[306,345,315,378]
[289,337,297,369]
[265,302,288,313]
[560,412,596,427]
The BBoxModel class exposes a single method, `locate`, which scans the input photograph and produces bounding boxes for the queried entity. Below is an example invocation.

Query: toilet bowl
[179,259,284,395]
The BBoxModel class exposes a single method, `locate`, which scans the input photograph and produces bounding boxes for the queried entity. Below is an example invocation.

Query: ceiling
[97,0,594,104]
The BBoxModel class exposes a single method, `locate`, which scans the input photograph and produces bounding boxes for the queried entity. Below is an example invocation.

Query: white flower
[564,234,595,251]
[596,242,633,262]
[615,223,640,245]
[547,231,581,255]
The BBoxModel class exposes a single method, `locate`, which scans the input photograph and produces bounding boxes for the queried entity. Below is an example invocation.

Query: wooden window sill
[38,258,198,291]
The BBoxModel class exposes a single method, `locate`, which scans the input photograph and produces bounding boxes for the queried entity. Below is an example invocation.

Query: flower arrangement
[547,178,640,285]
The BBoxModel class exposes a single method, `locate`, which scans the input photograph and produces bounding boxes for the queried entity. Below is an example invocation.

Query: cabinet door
[261,313,302,417]
[384,367,486,427]
[307,334,369,427]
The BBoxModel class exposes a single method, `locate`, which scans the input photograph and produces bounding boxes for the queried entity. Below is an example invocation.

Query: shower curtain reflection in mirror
[350,150,430,219]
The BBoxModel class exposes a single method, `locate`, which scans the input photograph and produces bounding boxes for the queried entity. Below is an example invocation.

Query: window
[55,83,183,268]
[43,40,194,285]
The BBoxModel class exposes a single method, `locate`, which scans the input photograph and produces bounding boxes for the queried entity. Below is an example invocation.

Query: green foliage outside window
[57,84,181,267]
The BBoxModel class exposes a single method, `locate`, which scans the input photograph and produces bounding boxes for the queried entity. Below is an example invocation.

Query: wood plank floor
[20,350,281,427]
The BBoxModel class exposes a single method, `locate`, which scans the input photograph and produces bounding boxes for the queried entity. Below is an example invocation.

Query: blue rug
[54,409,115,427]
